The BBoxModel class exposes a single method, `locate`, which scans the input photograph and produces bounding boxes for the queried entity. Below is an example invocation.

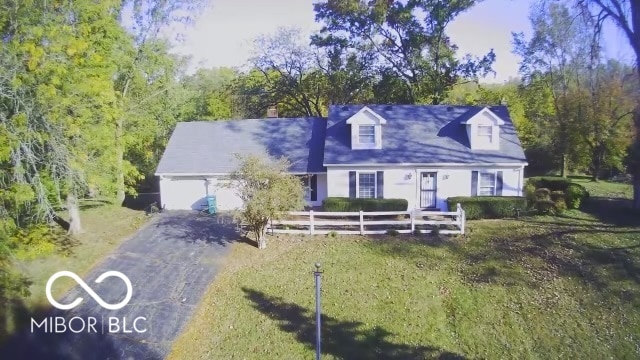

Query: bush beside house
[525,177,589,214]
[323,197,408,212]
[447,196,526,220]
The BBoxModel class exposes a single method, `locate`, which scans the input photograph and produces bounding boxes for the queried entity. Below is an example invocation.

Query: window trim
[478,171,496,196]
[356,171,377,199]
[477,125,493,143]
[358,125,376,145]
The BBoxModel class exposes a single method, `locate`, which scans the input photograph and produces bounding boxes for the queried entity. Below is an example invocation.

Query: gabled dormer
[460,107,504,151]
[346,106,387,150]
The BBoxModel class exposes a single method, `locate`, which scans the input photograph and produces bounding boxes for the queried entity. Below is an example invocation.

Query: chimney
[266,105,278,118]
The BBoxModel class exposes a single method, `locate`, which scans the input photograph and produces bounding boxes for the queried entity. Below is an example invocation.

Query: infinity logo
[45,271,133,310]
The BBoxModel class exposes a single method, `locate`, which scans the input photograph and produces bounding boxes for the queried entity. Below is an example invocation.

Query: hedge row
[322,197,408,212]
[447,196,526,220]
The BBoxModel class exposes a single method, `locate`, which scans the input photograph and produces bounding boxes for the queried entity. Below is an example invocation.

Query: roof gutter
[323,162,529,167]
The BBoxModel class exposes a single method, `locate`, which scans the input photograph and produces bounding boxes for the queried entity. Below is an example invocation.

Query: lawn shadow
[242,287,466,360]
[580,197,640,227]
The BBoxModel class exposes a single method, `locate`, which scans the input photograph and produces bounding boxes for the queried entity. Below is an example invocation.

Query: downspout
[414,168,419,209]
[518,166,524,196]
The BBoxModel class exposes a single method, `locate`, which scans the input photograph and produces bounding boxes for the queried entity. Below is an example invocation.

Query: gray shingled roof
[155,117,326,175]
[323,105,527,165]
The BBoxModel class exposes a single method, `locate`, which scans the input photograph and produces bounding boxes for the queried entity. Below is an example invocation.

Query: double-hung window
[358,172,376,198]
[358,125,375,145]
[477,125,493,143]
[479,172,496,196]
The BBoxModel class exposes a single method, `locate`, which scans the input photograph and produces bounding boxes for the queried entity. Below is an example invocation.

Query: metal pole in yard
[314,262,323,360]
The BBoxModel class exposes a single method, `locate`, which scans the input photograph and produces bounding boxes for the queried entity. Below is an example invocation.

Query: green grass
[169,209,640,359]
[570,178,633,199]
[2,204,149,337]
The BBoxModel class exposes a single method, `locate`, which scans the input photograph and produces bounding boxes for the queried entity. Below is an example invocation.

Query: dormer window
[460,107,504,151]
[346,106,387,150]
[477,125,493,143]
[358,125,376,144]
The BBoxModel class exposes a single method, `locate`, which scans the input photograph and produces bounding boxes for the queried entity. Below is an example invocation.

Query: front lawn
[1,203,149,339]
[169,208,640,359]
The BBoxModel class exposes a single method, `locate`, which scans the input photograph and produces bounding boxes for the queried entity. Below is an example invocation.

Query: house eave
[323,162,528,167]
[155,171,328,177]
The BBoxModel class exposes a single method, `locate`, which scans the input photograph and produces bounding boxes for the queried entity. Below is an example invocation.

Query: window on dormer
[358,125,375,144]
[477,125,493,142]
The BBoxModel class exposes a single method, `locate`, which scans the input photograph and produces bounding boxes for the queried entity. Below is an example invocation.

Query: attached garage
[158,176,243,211]
[155,117,327,211]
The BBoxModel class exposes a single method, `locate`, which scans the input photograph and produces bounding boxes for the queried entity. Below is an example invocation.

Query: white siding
[160,173,329,211]
[326,166,525,211]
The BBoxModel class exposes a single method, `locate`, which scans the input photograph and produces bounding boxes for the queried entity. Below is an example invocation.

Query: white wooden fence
[266,203,466,235]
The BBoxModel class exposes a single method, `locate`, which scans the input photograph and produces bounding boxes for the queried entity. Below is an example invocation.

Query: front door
[420,172,437,208]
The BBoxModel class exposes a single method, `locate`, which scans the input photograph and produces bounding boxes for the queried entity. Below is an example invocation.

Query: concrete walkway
[2,211,237,360]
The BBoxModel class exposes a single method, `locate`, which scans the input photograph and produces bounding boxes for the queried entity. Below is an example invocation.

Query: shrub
[413,229,422,236]
[524,182,537,208]
[535,199,556,215]
[535,188,551,200]
[550,190,565,202]
[550,190,567,214]
[322,197,408,212]
[327,231,338,238]
[527,177,573,192]
[431,227,440,236]
[386,229,399,236]
[565,183,588,209]
[447,197,526,220]
[527,177,589,210]
[553,197,567,214]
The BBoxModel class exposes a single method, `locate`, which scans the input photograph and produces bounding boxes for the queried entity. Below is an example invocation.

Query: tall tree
[113,0,207,203]
[1,0,128,232]
[514,1,597,176]
[578,60,635,179]
[312,0,495,104]
[250,28,327,117]
[577,0,640,206]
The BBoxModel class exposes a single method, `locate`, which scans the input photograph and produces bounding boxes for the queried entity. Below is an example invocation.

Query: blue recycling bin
[206,195,217,214]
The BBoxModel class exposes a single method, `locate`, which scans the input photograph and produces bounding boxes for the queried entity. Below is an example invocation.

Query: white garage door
[159,176,243,211]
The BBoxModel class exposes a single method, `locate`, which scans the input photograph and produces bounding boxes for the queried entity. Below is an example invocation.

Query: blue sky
[170,0,634,83]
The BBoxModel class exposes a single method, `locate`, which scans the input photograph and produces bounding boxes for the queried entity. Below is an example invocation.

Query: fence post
[410,209,415,233]
[310,210,315,235]
[359,210,364,235]
[461,209,466,235]
[456,203,464,235]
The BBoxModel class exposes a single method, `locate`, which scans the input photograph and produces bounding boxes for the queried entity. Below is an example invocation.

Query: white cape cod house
[155,105,528,211]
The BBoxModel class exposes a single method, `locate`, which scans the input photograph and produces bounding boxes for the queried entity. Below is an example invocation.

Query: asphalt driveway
[2,211,237,360]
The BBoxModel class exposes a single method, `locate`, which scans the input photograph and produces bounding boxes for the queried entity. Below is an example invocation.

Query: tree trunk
[633,107,640,208]
[258,236,266,249]
[67,195,82,235]
[560,153,568,178]
[632,18,640,208]
[115,116,125,205]
[591,152,601,182]
[115,78,131,206]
